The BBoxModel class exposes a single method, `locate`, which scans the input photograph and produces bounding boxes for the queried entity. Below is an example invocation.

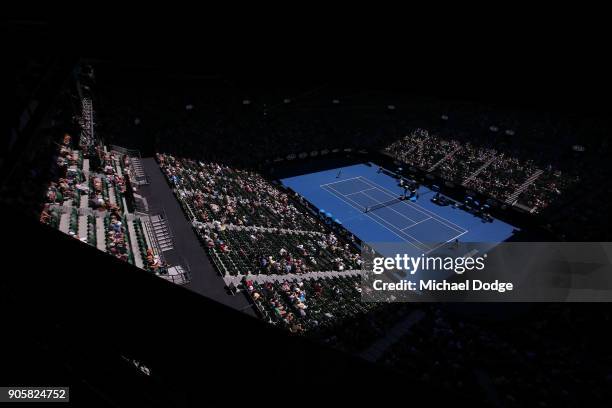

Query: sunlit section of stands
[126,218,144,268]
[58,210,70,233]
[157,153,326,233]
[163,265,191,285]
[95,215,106,251]
[39,95,189,285]
[223,267,365,287]
[130,157,148,185]
[157,153,364,283]
[110,145,149,185]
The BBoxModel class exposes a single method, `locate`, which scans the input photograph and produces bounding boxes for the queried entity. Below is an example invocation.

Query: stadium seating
[38,105,171,276]
[380,303,607,407]
[155,151,365,280]
[197,226,361,276]
[14,63,609,405]
[384,129,577,210]
[244,275,372,332]
[158,153,326,232]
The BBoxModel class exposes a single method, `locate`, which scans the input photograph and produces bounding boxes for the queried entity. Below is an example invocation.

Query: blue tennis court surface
[281,163,518,257]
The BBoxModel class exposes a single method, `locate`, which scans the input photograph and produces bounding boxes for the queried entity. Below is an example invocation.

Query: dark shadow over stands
[0,203,461,407]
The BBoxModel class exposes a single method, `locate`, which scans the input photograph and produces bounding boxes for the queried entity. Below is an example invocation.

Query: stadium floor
[281,163,518,258]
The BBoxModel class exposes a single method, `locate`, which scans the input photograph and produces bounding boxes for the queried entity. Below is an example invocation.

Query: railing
[139,205,176,253]
[135,210,189,285]
[176,193,197,223]
[137,213,165,260]
[109,144,142,158]
[128,157,149,185]
[109,144,149,185]
[155,206,175,244]
[159,264,191,285]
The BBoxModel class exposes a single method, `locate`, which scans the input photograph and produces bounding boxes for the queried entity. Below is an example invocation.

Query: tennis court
[322,176,467,254]
[281,163,517,257]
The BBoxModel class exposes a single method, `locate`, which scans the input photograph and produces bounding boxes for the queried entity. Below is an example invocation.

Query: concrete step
[428,146,462,172]
[96,219,106,251]
[80,194,89,209]
[462,154,498,185]
[108,184,117,205]
[59,212,70,233]
[505,169,544,204]
[78,215,88,240]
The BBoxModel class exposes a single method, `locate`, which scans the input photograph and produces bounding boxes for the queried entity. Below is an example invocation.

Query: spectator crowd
[6,62,612,406]
[384,128,576,207]
[35,87,171,276]
[157,152,364,277]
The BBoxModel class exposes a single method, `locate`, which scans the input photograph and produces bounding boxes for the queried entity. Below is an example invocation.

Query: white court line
[362,177,467,232]
[424,230,469,255]
[323,179,418,226]
[345,187,378,196]
[360,190,417,224]
[320,176,362,188]
[358,176,467,233]
[359,176,466,233]
[319,175,469,255]
[323,184,430,252]
[323,184,429,252]
[321,184,365,209]
[322,183,467,255]
[400,217,432,230]
[355,177,470,253]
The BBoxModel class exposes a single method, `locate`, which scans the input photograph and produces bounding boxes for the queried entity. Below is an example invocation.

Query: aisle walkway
[140,157,254,315]
[223,269,364,286]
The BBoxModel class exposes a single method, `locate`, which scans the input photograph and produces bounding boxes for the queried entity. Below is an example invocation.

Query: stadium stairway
[223,269,365,287]
[130,157,148,184]
[108,183,117,206]
[226,224,327,237]
[132,193,149,213]
[95,216,106,251]
[427,146,463,172]
[505,169,544,204]
[78,213,88,240]
[192,220,326,237]
[59,211,70,233]
[82,158,90,175]
[149,214,174,251]
[79,194,89,209]
[462,155,499,186]
[114,163,122,179]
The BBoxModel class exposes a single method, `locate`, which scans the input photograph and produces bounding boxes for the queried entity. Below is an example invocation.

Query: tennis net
[365,197,404,213]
